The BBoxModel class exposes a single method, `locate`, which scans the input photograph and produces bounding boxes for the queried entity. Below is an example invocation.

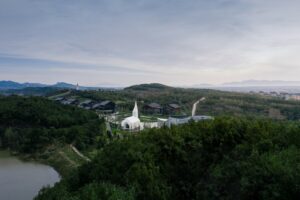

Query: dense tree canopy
[36,117,300,200]
[1,94,299,200]
[0,96,104,153]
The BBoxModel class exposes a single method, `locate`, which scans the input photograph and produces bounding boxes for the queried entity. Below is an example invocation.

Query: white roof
[157,118,168,122]
[121,116,141,130]
[122,116,140,123]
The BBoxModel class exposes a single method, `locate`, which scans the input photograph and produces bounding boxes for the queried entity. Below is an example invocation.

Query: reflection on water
[0,151,60,200]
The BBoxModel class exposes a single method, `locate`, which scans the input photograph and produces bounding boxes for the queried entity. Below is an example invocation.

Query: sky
[0,0,300,87]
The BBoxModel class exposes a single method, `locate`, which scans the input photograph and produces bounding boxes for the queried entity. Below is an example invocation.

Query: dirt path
[58,150,78,167]
[70,145,91,162]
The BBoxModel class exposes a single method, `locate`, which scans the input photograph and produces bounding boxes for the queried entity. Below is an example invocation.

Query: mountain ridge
[222,80,300,87]
[0,80,78,90]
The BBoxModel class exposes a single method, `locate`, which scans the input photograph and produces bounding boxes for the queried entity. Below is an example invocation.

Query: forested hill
[0,87,68,97]
[36,117,300,200]
[124,83,172,91]
[0,96,104,153]
[69,83,300,120]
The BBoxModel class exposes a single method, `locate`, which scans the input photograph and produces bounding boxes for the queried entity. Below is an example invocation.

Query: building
[61,98,77,105]
[78,99,93,110]
[99,100,116,112]
[159,98,213,127]
[54,97,65,102]
[92,100,116,113]
[121,101,141,130]
[165,115,213,127]
[143,102,163,114]
[79,99,93,107]
[285,94,300,101]
[165,103,181,115]
[92,103,102,109]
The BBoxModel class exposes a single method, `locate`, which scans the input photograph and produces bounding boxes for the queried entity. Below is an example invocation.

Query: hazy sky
[0,0,300,86]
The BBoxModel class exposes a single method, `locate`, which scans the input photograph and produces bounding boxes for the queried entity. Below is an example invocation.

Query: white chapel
[121,101,141,130]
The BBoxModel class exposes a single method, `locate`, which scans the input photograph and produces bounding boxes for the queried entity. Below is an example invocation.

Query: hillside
[0,96,105,174]
[35,117,300,200]
[0,81,24,90]
[0,96,104,148]
[64,84,300,120]
[125,83,171,91]
[0,87,68,96]
[0,80,97,91]
[0,81,47,90]
[1,88,299,200]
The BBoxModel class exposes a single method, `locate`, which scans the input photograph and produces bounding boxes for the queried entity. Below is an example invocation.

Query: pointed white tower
[132,101,139,118]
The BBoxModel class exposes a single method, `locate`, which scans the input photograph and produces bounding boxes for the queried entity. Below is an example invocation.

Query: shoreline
[1,143,87,178]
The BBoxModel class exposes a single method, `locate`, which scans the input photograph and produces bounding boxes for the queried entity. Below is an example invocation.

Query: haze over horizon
[1,0,300,86]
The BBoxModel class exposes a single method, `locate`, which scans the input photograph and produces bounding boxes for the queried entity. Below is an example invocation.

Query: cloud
[0,0,299,86]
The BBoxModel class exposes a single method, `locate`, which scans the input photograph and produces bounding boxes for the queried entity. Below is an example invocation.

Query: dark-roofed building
[143,102,163,114]
[80,99,93,106]
[79,99,93,110]
[165,103,181,115]
[61,98,77,105]
[92,103,102,109]
[54,97,65,102]
[92,100,116,113]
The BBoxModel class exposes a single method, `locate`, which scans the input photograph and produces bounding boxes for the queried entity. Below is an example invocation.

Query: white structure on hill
[192,97,205,116]
[162,97,213,127]
[121,101,141,130]
[132,101,139,118]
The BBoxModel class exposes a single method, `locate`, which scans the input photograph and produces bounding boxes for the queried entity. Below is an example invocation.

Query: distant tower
[76,83,79,91]
[132,101,139,118]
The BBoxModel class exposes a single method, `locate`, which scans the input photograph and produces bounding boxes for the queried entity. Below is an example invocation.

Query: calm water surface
[0,151,60,200]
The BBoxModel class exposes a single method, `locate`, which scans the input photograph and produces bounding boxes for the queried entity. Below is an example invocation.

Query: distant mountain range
[0,81,45,90]
[189,80,300,93]
[181,80,300,94]
[1,80,300,92]
[0,81,84,90]
[222,80,300,87]
[190,80,300,88]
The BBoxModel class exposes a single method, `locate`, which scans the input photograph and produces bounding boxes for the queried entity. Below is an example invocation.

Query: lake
[0,151,60,200]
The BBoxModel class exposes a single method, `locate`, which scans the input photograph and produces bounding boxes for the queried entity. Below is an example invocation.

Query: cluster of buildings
[54,95,213,132]
[121,99,213,131]
[252,91,300,101]
[54,97,116,113]
[143,102,181,115]
[284,94,300,101]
